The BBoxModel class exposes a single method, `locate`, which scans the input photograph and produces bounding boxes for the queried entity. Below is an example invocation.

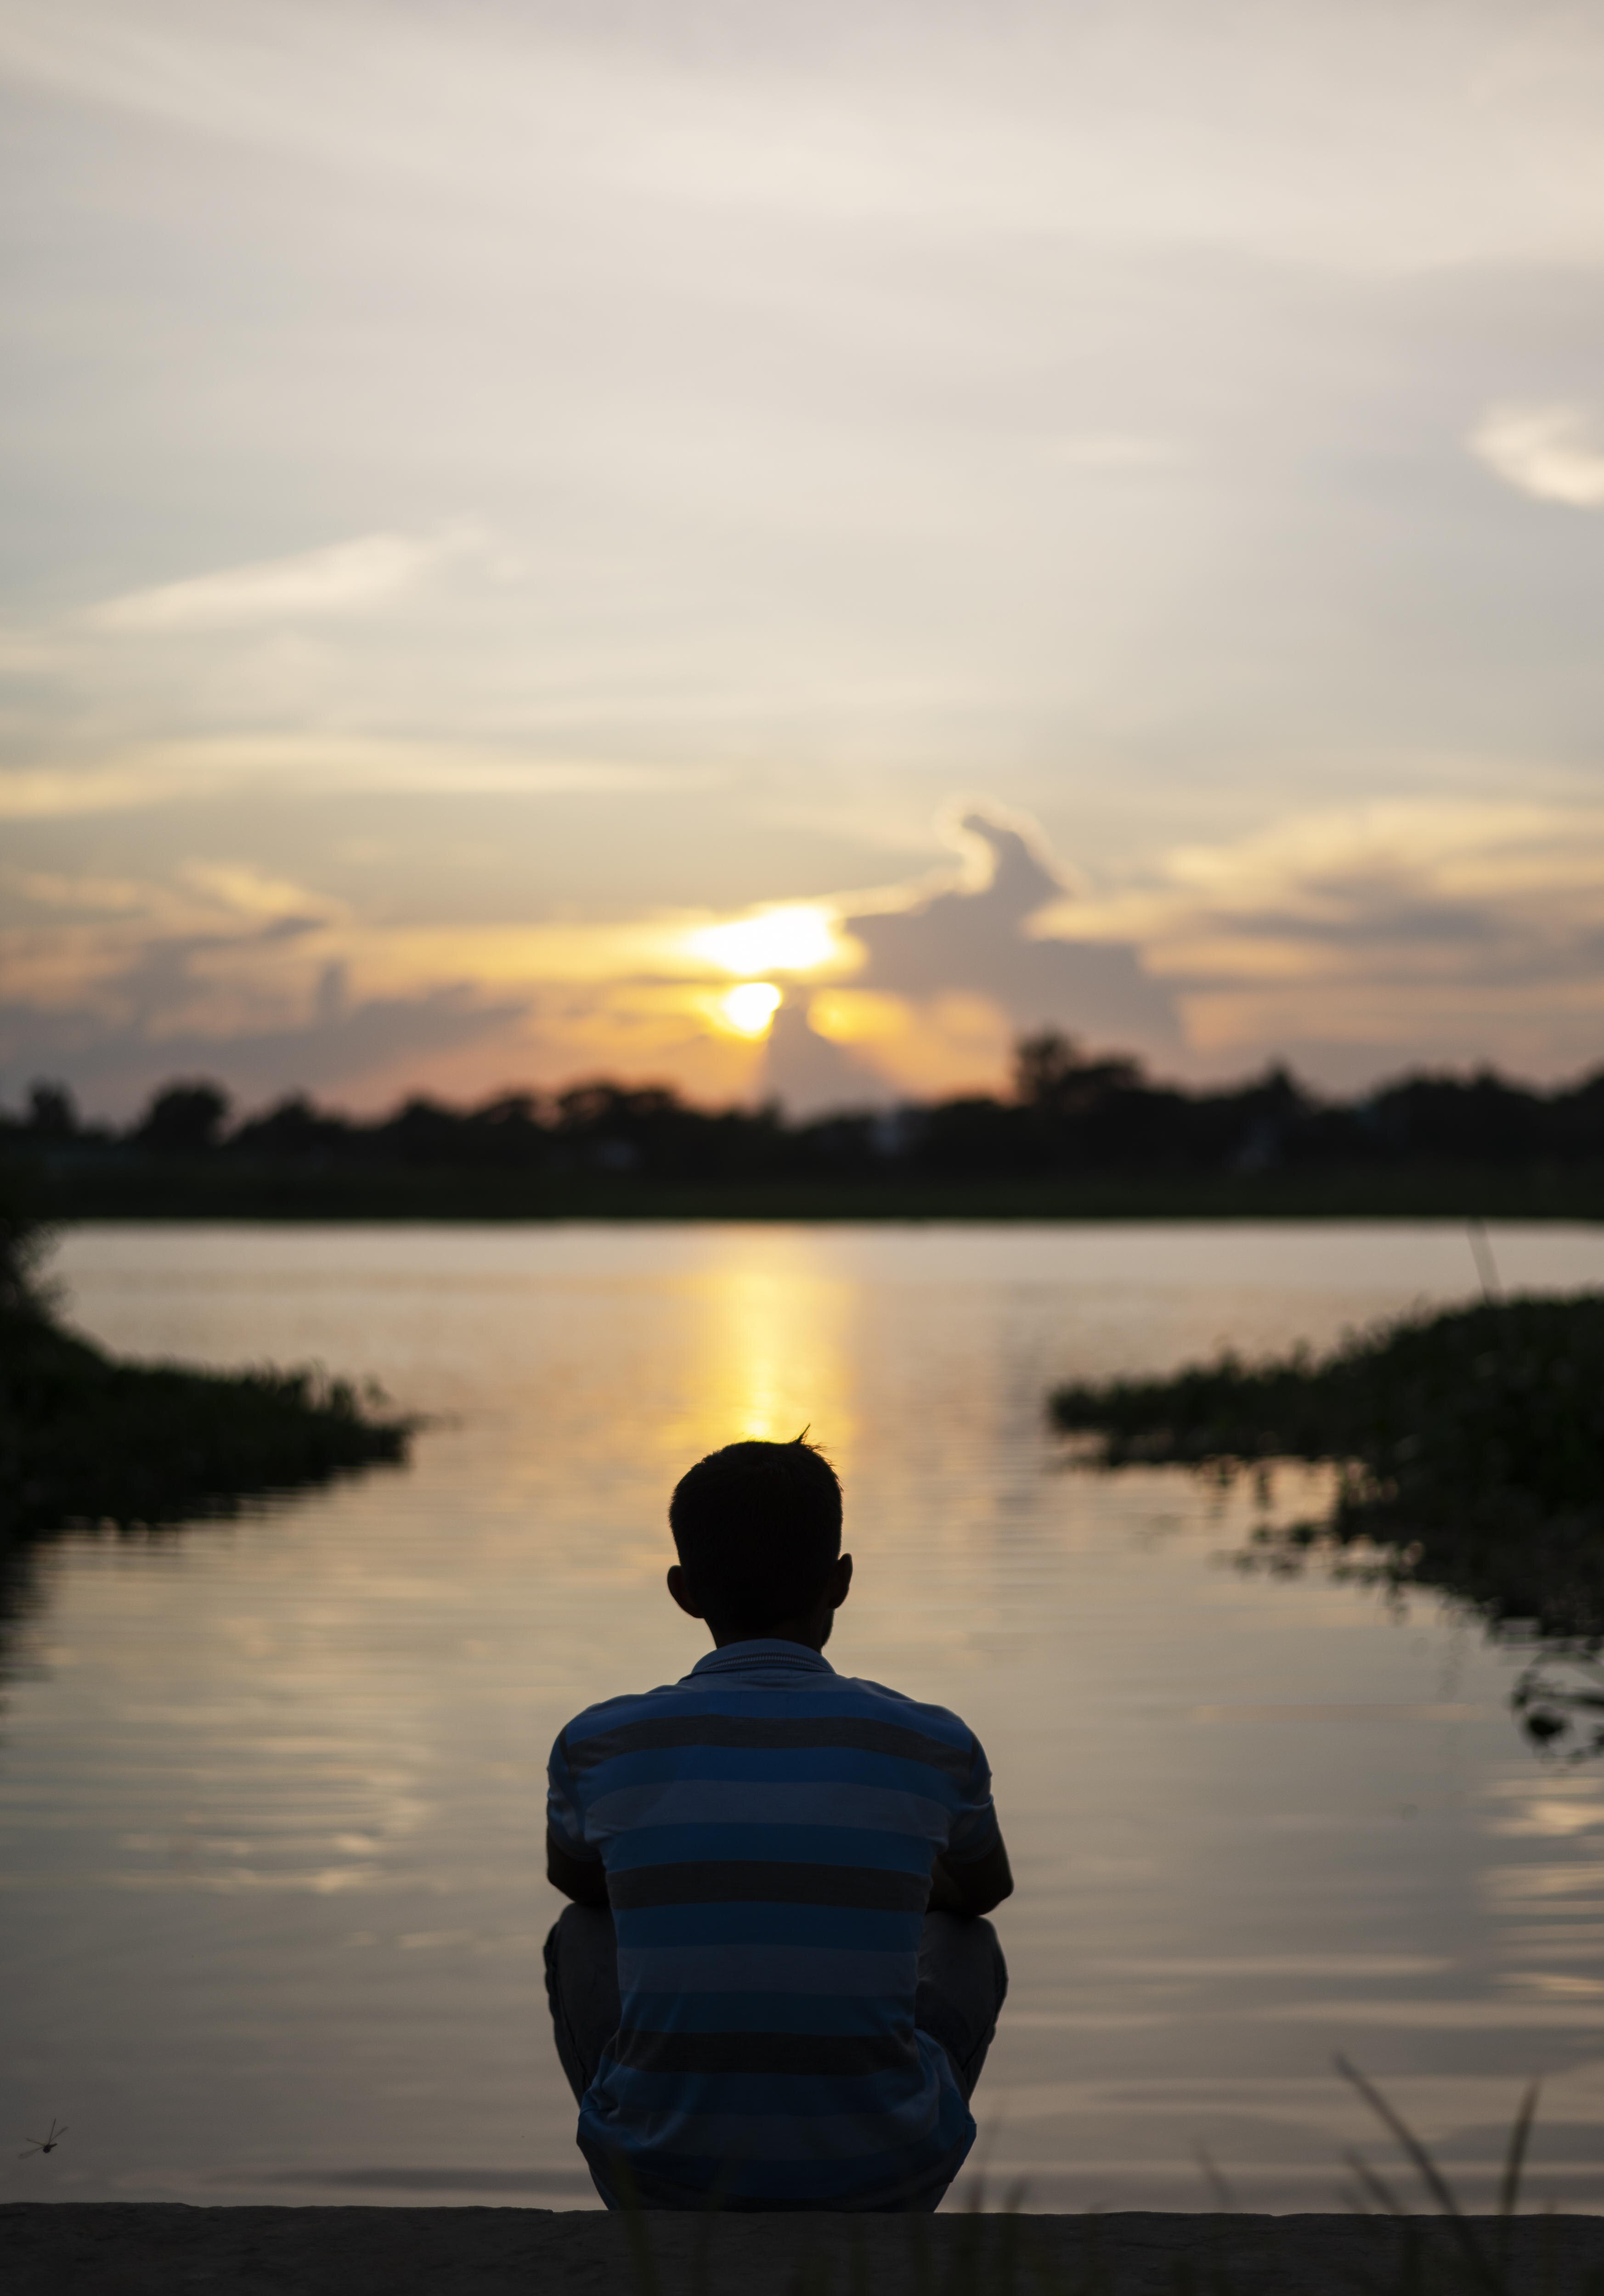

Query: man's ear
[830,1553,853,1609]
[667,1563,705,1619]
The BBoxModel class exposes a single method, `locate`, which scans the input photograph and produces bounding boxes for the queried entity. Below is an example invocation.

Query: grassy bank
[10,1154,1604,1221]
[0,1204,411,1556]
[1050,1293,1604,1654]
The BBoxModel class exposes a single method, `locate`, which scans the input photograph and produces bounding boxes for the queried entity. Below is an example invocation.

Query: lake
[6,1219,1604,2213]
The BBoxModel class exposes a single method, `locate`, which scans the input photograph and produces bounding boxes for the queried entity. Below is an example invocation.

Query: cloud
[0,859,692,1025]
[759,1000,889,1113]
[0,978,528,1118]
[0,848,834,1114]
[1058,797,1604,1083]
[0,806,1180,1117]
[1468,404,1604,509]
[0,921,774,1117]
[761,808,1180,1111]
[0,743,703,819]
[841,810,1178,1036]
[85,525,493,633]
[11,0,1604,270]
[9,794,1604,1120]
[0,852,543,1111]
[1046,434,1183,471]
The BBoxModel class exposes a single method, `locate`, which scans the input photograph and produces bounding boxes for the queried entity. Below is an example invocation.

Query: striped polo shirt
[546,1639,1000,2212]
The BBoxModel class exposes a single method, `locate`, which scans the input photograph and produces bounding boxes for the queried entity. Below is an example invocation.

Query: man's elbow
[960,1846,1011,1919]
[548,1863,608,1908]
[939,1840,1013,1917]
[960,1866,1013,1916]
[546,1834,609,1907]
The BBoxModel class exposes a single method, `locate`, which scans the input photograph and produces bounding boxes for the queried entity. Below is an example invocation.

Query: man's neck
[709,1617,830,1652]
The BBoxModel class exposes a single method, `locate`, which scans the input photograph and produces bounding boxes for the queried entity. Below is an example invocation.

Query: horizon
[13,1024,1602,1139]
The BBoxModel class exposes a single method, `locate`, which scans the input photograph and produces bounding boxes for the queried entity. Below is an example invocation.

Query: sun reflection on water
[669,1248,858,1460]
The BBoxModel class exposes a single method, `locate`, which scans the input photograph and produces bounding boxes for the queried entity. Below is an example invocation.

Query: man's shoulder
[830,1672,978,1750]
[555,1677,689,1750]
[552,1667,979,1760]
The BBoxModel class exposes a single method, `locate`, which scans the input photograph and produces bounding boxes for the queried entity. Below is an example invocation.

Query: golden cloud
[9,794,1604,1108]
[1050,797,1604,1064]
[806,987,1011,1097]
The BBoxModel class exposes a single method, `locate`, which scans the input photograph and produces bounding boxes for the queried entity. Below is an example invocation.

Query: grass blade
[1333,2055,1503,2296]
[1498,2080,1540,2221]
[1193,2146,1240,2216]
[1343,2149,1410,2222]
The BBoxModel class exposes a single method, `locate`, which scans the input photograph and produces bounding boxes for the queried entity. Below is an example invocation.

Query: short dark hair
[669,1437,842,1635]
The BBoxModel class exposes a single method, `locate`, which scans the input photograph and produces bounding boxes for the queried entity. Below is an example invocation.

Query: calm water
[6,1220,1604,2213]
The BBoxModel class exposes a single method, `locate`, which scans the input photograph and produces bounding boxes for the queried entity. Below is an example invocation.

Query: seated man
[544,1435,1011,2212]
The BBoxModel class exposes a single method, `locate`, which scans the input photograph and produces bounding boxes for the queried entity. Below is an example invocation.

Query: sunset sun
[718,981,783,1037]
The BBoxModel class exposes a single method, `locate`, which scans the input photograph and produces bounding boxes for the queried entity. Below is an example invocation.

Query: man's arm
[928,1833,1013,1918]
[547,1826,609,1907]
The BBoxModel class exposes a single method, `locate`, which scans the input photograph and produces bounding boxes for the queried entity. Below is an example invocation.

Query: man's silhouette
[544,1436,1011,2212]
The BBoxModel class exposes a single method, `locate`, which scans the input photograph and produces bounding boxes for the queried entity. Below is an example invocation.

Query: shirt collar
[688,1639,836,1678]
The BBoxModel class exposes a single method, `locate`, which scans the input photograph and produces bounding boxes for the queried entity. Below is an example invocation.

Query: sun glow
[719,981,783,1036]
[687,903,842,977]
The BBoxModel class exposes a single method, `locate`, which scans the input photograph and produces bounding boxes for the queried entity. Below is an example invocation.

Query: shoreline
[11,1162,1604,1223]
[0,1253,412,1556]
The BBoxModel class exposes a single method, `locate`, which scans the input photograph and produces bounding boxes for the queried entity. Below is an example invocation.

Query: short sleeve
[944,1731,1001,1865]
[546,1728,601,1861]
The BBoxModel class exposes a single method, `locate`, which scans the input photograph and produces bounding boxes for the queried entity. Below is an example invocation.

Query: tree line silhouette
[7,1033,1604,1187]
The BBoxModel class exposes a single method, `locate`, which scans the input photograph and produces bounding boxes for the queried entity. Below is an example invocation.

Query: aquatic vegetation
[1049,1294,1604,1649]
[0,1195,411,1553]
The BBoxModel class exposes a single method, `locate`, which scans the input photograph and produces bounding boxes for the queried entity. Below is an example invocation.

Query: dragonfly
[19,2118,67,2160]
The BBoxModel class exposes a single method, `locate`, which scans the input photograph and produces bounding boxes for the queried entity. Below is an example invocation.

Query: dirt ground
[6,2205,1604,2295]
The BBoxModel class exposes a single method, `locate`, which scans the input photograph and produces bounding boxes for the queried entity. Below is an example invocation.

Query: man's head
[667,1435,851,1649]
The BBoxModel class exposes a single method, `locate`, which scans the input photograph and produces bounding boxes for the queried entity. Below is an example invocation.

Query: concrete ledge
[5,2205,1604,2295]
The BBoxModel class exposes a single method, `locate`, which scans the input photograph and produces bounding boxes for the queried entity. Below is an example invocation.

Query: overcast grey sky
[4,0,1604,1114]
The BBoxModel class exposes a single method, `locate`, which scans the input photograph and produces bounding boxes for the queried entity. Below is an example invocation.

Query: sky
[4,0,1604,1119]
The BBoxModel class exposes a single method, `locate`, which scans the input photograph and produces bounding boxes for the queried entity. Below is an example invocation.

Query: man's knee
[916,1911,1007,2100]
[546,1902,616,1986]
[545,1904,621,2105]
[920,1909,1007,2002]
